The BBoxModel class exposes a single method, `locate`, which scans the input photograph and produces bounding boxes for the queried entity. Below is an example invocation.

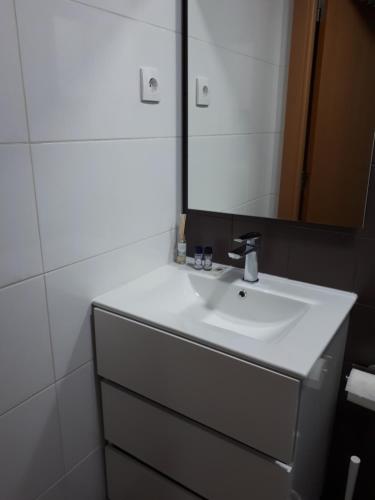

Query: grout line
[44,227,175,276]
[352,254,360,296]
[356,234,375,242]
[28,144,47,271]
[230,193,278,210]
[0,382,55,419]
[65,445,103,475]
[356,301,375,310]
[55,359,93,384]
[42,275,59,382]
[52,380,69,475]
[0,358,94,422]
[30,135,182,145]
[12,0,47,273]
[0,228,175,292]
[187,34,284,68]
[34,446,103,500]
[67,0,181,34]
[289,223,359,237]
[12,0,31,142]
[212,193,278,216]
[0,141,28,145]
[0,272,45,292]
[361,133,375,229]
[33,474,65,500]
[285,234,293,280]
[189,132,282,138]
[40,276,69,478]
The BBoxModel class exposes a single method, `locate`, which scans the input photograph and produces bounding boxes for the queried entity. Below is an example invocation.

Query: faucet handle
[233,232,262,244]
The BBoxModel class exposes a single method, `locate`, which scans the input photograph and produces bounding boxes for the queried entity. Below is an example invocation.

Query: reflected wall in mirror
[186,0,375,227]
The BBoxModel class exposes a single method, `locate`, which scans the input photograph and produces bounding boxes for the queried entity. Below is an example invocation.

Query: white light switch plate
[140,67,161,103]
[196,76,210,106]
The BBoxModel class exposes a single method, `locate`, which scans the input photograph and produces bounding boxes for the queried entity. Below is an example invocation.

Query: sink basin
[186,273,309,342]
[93,263,356,378]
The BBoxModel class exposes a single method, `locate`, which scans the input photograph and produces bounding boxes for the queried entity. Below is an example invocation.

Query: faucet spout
[227,243,255,260]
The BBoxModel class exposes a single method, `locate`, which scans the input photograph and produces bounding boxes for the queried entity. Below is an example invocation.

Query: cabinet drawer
[102,382,292,500]
[95,308,300,463]
[106,446,201,500]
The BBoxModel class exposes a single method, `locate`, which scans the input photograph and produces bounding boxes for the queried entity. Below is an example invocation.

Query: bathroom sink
[93,263,356,378]
[185,272,309,342]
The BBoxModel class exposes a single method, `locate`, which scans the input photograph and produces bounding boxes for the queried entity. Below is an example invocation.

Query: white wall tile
[189,134,279,213]
[73,0,181,32]
[0,277,54,415]
[16,0,180,142]
[0,0,28,142]
[232,194,278,218]
[32,138,179,270]
[45,229,174,378]
[0,144,43,288]
[275,64,290,134]
[56,362,101,470]
[188,37,280,136]
[188,0,293,65]
[65,449,105,500]
[0,387,65,500]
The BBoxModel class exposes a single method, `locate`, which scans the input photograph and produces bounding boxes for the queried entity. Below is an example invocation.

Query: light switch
[140,67,161,103]
[196,76,210,107]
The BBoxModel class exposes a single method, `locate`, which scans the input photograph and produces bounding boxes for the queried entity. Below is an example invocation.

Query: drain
[238,290,247,298]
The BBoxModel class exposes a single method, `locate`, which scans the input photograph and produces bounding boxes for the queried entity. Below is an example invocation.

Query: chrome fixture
[228,232,262,283]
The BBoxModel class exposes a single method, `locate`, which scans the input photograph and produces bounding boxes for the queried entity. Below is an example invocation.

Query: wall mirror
[184,0,375,227]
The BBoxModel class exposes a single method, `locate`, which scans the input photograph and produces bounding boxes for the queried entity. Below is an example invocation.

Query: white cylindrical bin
[345,368,375,411]
[344,455,361,500]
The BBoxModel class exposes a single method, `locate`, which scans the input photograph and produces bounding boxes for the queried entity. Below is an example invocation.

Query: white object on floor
[346,369,375,412]
[344,456,361,500]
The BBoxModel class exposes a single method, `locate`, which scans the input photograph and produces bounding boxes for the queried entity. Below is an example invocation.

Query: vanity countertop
[93,263,356,379]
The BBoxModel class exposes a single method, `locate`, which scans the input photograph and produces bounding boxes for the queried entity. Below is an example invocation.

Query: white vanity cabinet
[93,307,349,500]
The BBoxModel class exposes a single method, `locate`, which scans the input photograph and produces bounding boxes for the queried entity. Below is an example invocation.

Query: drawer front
[102,382,292,500]
[95,308,300,463]
[106,446,201,500]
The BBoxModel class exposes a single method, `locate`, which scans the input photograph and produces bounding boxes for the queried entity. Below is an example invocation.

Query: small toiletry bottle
[176,239,187,264]
[194,246,203,270]
[203,246,213,271]
[176,214,187,264]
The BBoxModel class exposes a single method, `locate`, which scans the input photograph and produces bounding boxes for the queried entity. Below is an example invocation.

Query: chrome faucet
[228,232,262,283]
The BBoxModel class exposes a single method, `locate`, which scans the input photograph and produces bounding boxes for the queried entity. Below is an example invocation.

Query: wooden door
[278,0,320,220]
[302,0,375,227]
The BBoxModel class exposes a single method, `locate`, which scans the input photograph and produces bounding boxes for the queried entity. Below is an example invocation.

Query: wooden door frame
[278,0,320,220]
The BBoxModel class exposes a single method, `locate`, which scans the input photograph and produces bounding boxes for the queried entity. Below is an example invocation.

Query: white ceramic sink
[186,272,309,342]
[93,263,356,378]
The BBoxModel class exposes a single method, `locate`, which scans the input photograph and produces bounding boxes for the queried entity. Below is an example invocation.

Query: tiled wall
[186,153,375,497]
[0,1,180,499]
[187,0,293,217]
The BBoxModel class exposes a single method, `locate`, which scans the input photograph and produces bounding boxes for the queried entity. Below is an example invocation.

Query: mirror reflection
[187,0,375,227]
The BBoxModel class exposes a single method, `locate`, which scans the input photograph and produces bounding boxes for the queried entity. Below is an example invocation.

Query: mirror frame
[182,0,189,213]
